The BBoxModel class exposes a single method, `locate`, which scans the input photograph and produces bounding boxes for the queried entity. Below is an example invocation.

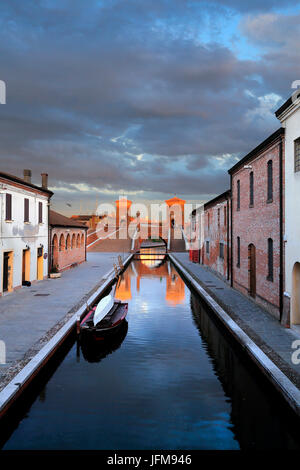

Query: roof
[190,191,231,216]
[165,196,186,204]
[50,210,88,229]
[204,190,231,209]
[228,128,284,175]
[275,91,300,118]
[0,171,53,196]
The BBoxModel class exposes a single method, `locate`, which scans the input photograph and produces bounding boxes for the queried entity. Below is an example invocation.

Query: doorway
[3,251,13,293]
[22,249,30,284]
[37,247,44,281]
[248,244,256,297]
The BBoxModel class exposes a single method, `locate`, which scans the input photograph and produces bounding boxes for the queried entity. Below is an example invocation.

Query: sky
[0,0,300,215]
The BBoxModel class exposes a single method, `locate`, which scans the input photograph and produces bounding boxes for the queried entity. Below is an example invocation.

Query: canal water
[1,256,300,450]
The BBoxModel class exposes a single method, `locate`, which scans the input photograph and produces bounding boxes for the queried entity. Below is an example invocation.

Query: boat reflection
[80,321,128,363]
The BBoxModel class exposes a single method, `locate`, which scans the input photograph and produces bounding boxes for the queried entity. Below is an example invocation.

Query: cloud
[0,0,299,213]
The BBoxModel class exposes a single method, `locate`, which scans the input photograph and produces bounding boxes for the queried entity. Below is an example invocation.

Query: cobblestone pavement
[0,252,127,387]
[173,252,300,388]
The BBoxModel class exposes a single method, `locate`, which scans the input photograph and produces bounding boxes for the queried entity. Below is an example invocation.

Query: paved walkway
[173,253,300,388]
[0,252,127,385]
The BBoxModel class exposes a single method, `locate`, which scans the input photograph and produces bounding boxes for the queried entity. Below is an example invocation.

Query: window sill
[266,199,273,204]
[5,219,13,223]
[249,204,254,208]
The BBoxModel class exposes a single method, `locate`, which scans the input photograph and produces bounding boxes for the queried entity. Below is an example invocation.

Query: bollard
[76,316,81,335]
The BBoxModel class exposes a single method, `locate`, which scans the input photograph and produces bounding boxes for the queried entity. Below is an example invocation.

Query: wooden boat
[80,297,128,339]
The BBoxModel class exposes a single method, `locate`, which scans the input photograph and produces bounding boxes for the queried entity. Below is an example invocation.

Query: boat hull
[80,301,128,340]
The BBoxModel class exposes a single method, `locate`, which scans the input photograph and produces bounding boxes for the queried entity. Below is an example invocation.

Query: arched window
[71,233,76,249]
[249,172,254,207]
[65,234,70,251]
[237,180,240,210]
[59,234,65,252]
[76,234,80,248]
[267,160,273,202]
[81,233,85,247]
[267,238,273,281]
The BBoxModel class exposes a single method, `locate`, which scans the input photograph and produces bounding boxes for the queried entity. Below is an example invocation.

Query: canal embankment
[170,252,300,416]
[0,252,131,416]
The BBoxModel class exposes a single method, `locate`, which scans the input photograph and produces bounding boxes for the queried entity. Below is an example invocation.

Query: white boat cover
[93,294,114,326]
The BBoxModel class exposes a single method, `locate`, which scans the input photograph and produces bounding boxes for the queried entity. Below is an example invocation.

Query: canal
[1,256,300,450]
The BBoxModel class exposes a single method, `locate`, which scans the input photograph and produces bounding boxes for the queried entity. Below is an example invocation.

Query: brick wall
[202,195,231,281]
[231,137,284,318]
[51,227,86,272]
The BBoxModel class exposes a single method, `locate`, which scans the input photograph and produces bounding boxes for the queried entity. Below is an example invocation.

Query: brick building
[50,210,88,273]
[202,190,231,281]
[228,128,285,319]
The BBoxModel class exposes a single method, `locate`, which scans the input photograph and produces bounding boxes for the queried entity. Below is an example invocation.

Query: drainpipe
[230,174,233,287]
[48,201,51,277]
[85,229,87,262]
[226,194,230,281]
[279,137,283,321]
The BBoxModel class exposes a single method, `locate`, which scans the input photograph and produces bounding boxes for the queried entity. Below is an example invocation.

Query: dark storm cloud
[0,0,299,211]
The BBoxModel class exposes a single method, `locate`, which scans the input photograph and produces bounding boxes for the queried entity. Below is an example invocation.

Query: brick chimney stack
[23,169,32,184]
[41,173,48,190]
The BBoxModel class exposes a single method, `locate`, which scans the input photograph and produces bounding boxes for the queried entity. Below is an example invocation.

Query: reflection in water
[80,321,128,363]
[190,294,300,449]
[116,258,186,307]
[2,259,300,450]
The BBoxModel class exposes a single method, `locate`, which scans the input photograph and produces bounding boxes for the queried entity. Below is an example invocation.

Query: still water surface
[1,257,300,449]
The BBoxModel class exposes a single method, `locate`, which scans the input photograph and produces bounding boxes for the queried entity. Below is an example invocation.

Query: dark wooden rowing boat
[80,299,128,339]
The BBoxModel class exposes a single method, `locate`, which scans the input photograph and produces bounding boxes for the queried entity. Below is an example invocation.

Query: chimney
[41,173,48,190]
[23,169,32,184]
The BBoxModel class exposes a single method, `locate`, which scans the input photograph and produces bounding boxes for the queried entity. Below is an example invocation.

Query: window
[249,172,254,207]
[206,241,209,254]
[5,193,12,220]
[224,206,226,226]
[218,208,220,227]
[38,202,43,224]
[295,138,300,173]
[267,238,273,281]
[24,198,29,222]
[219,242,224,259]
[207,212,210,230]
[237,236,240,267]
[267,160,273,202]
[237,180,240,211]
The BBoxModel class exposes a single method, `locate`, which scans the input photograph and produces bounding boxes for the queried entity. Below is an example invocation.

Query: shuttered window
[267,160,273,201]
[267,238,273,281]
[249,172,254,206]
[295,138,300,173]
[5,193,12,220]
[24,198,29,222]
[237,236,240,267]
[38,202,43,224]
